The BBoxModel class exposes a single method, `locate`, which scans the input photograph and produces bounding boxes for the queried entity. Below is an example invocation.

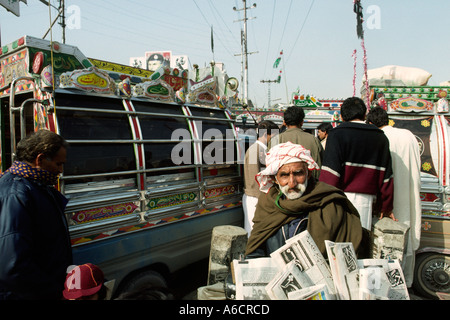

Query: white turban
[256,142,319,193]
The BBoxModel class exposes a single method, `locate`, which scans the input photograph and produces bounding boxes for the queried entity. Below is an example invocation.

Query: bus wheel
[116,270,168,298]
[413,253,450,299]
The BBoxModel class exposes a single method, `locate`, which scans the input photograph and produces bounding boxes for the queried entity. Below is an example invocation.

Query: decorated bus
[0,35,244,297]
[370,83,450,299]
[232,93,343,134]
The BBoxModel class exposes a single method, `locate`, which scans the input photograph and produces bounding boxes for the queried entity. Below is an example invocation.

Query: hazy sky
[2,0,450,108]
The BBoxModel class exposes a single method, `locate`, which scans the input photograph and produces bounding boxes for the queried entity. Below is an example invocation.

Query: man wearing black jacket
[0,130,72,300]
[319,97,394,230]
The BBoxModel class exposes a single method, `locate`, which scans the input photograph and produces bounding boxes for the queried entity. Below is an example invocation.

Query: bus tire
[117,270,168,297]
[413,252,450,299]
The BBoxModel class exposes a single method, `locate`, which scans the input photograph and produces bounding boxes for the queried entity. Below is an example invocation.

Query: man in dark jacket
[0,130,72,300]
[319,97,394,230]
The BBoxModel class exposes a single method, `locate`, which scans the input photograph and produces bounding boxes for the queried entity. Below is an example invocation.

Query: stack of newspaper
[232,230,410,300]
[325,240,410,300]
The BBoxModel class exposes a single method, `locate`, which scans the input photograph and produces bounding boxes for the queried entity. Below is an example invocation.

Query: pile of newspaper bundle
[232,230,409,300]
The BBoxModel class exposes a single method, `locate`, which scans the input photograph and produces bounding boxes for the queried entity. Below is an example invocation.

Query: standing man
[319,97,394,230]
[243,120,279,235]
[0,130,72,300]
[367,106,421,287]
[268,106,323,179]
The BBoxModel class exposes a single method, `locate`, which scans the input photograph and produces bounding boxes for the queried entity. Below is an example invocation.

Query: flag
[273,57,281,68]
[277,70,282,83]
[353,0,364,39]
[211,25,214,54]
[273,50,283,68]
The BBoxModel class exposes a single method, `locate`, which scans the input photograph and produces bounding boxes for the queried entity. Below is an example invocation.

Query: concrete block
[207,225,248,285]
[371,218,410,263]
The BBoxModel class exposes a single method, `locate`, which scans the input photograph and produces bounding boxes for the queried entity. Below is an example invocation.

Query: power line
[276,0,293,55]
[263,0,277,79]
[285,0,315,64]
[207,0,240,46]
[193,0,239,64]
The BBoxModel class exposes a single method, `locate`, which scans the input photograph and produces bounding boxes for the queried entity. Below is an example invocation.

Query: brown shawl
[245,179,369,258]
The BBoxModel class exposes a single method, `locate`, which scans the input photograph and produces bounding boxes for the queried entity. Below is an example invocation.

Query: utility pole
[41,0,66,43]
[233,1,257,106]
[58,0,66,43]
[260,79,278,108]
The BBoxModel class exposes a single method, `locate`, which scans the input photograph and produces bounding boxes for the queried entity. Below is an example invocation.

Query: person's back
[0,130,72,300]
[319,97,394,229]
[321,122,391,193]
[268,106,323,178]
[366,106,421,287]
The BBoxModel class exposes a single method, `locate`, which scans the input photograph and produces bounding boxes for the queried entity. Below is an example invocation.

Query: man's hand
[379,211,397,221]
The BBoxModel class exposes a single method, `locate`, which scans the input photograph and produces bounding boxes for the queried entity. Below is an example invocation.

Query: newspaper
[265,261,313,299]
[358,259,410,300]
[287,284,333,300]
[232,257,280,300]
[325,240,359,300]
[325,240,410,300]
[269,230,337,299]
[232,231,409,300]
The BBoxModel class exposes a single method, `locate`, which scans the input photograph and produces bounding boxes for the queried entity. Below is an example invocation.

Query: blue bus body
[0,36,244,297]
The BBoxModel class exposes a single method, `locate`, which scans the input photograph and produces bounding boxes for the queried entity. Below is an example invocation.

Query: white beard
[279,179,308,200]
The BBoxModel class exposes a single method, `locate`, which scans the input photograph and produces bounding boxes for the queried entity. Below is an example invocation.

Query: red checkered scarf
[1,161,59,186]
[256,142,319,193]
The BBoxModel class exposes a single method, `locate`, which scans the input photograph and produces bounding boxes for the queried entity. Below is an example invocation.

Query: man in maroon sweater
[319,97,394,230]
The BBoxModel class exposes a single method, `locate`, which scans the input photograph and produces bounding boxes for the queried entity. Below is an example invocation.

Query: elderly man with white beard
[245,142,370,259]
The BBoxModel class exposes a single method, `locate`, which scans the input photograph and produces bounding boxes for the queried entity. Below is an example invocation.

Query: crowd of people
[0,96,422,299]
[243,97,422,288]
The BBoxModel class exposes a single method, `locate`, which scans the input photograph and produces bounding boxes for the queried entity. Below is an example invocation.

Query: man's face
[39,147,67,175]
[317,130,327,141]
[147,60,162,71]
[275,161,309,200]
